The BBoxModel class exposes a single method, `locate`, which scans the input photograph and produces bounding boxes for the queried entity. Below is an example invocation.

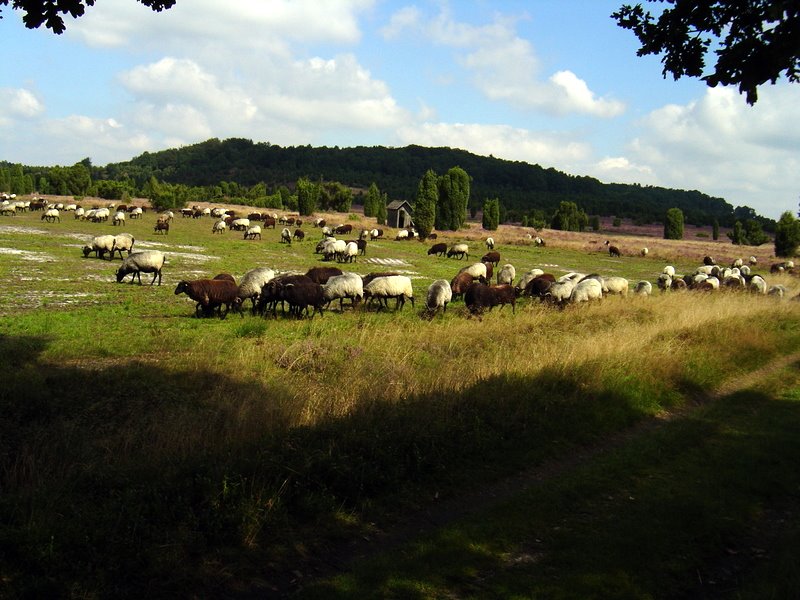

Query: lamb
[322,272,364,311]
[496,263,516,286]
[115,250,165,286]
[602,276,629,296]
[428,242,448,257]
[111,233,135,259]
[41,208,60,223]
[154,220,169,235]
[174,278,240,318]
[244,225,262,240]
[235,267,276,313]
[212,219,227,233]
[465,283,516,315]
[570,278,603,304]
[364,275,415,311]
[305,266,344,285]
[447,243,469,259]
[424,279,453,316]
[604,240,621,257]
[83,235,117,260]
[485,237,495,250]
[281,227,292,244]
[633,280,653,296]
[481,251,501,266]
[112,211,126,226]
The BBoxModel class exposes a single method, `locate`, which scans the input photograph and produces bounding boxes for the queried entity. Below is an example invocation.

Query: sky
[1,0,798,220]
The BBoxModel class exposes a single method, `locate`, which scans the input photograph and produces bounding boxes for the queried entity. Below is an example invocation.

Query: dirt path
[273,350,800,598]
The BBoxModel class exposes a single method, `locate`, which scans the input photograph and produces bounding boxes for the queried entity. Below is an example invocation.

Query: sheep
[364,275,414,311]
[115,250,165,286]
[703,255,716,266]
[450,271,476,301]
[395,229,409,240]
[90,207,110,222]
[74,207,85,219]
[515,269,545,294]
[748,256,758,266]
[447,243,469,259]
[483,261,494,281]
[212,219,227,234]
[321,226,333,238]
[496,264,516,286]
[174,278,240,318]
[263,216,277,229]
[523,276,553,300]
[485,237,495,250]
[111,233,135,259]
[481,251,501,266]
[768,285,786,297]
[235,267,276,313]
[604,240,621,257]
[244,225,262,240]
[545,279,577,306]
[749,275,767,295]
[282,280,326,319]
[0,204,16,216]
[533,236,546,247]
[428,242,448,257]
[770,261,795,273]
[129,206,143,219]
[305,266,344,285]
[732,258,744,268]
[293,229,305,242]
[83,234,117,260]
[602,276,629,296]
[322,273,364,311]
[154,220,169,235]
[313,218,326,228]
[341,241,359,263]
[280,227,292,244]
[641,247,649,257]
[230,218,251,231]
[41,208,60,223]
[465,283,516,315]
[570,278,603,304]
[458,262,487,281]
[322,239,346,262]
[424,279,453,316]
[334,224,353,235]
[256,274,310,317]
[370,228,383,240]
[112,211,126,226]
[633,280,653,296]
[662,265,676,278]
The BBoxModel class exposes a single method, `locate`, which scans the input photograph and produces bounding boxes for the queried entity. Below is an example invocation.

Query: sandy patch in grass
[0,247,55,261]
[0,225,49,236]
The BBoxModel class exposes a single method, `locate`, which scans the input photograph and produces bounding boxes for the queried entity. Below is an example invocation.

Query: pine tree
[414,170,438,239]
[482,198,500,230]
[774,211,800,257]
[664,208,684,239]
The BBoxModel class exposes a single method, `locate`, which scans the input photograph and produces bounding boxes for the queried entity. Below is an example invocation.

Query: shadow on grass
[0,333,706,598]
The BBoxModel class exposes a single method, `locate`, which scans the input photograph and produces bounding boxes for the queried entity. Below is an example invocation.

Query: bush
[664,208,684,240]
[774,211,800,257]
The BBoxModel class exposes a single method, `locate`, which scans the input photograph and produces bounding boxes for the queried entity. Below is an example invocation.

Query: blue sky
[1,0,798,219]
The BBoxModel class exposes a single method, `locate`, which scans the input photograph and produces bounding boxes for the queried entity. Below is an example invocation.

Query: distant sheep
[41,208,60,223]
[111,233,135,259]
[281,227,292,244]
[154,220,169,235]
[212,219,227,234]
[641,247,648,257]
[341,241,359,263]
[604,240,621,257]
[244,225,262,240]
[115,250,165,286]
[428,242,448,257]
[230,218,250,232]
[447,243,469,260]
[459,262,488,281]
[633,280,653,296]
[83,234,116,260]
[481,251,500,266]
[293,229,305,241]
[424,279,453,316]
[485,237,495,250]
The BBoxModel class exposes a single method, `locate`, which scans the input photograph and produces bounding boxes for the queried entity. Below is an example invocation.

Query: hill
[98,137,749,227]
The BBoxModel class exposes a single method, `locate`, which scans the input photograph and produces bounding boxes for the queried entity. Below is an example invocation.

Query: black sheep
[175,279,240,318]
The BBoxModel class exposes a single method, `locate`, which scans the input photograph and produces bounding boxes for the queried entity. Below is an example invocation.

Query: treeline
[1,137,776,231]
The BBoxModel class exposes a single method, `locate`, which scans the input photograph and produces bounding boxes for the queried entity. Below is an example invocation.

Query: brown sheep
[428,242,448,257]
[174,279,241,318]
[465,283,516,315]
[481,251,500,266]
[305,266,343,285]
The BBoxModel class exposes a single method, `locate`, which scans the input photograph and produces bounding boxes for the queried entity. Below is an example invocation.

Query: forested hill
[101,137,740,226]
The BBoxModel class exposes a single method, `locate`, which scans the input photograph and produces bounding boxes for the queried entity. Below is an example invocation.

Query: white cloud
[0,88,44,122]
[381,5,420,39]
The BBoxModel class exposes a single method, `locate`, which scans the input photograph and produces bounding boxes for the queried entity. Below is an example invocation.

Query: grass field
[1,200,799,598]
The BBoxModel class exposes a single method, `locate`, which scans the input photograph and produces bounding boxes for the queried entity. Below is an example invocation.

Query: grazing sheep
[313,218,326,228]
[481,251,501,266]
[732,258,744,268]
[256,274,312,317]
[447,243,469,260]
[465,283,516,315]
[293,229,305,241]
[364,275,415,311]
[748,256,758,266]
[485,237,495,250]
[74,207,85,219]
[262,216,276,229]
[244,225,262,240]
[515,269,545,294]
[641,247,649,257]
[111,233,135,259]
[305,266,344,285]
[395,229,410,241]
[496,264,516,286]
[281,227,292,244]
[633,280,653,296]
[112,211,126,226]
[282,281,326,318]
[230,218,251,231]
[322,239,346,262]
[570,278,603,304]
[115,250,165,286]
[41,208,60,223]
[341,241,359,263]
[235,267,276,312]
[662,265,676,278]
[175,278,240,318]
[449,271,476,301]
[703,255,716,266]
[424,279,453,316]
[545,279,577,306]
[483,261,494,281]
[0,204,16,216]
[770,261,795,273]
[768,285,786,297]
[154,220,169,235]
[604,240,621,257]
[322,272,364,311]
[334,224,353,235]
[533,236,545,247]
[602,276,629,296]
[361,271,400,288]
[83,234,116,260]
[749,275,767,294]
[459,262,488,281]
[370,228,383,240]
[321,226,334,238]
[428,242,448,257]
[524,276,553,300]
[212,219,227,234]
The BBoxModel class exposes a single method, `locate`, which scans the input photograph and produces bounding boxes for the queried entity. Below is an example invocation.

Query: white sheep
[364,275,414,310]
[515,269,545,293]
[768,285,786,297]
[111,233,135,259]
[641,247,649,257]
[230,218,250,231]
[657,273,672,292]
[602,276,629,296]
[633,280,652,296]
[83,234,116,260]
[570,278,603,304]
[341,241,359,263]
[749,275,767,294]
[322,239,346,261]
[425,279,453,316]
[663,265,676,277]
[129,206,143,219]
[112,211,126,226]
[459,262,487,281]
[395,229,409,240]
[236,267,276,311]
[281,227,292,243]
[546,279,577,305]
[732,258,744,268]
[212,219,227,234]
[496,263,516,286]
[322,272,364,311]
[115,250,165,285]
[748,255,757,265]
[41,208,60,223]
[485,237,495,250]
[244,225,262,240]
[74,207,85,219]
[447,243,469,259]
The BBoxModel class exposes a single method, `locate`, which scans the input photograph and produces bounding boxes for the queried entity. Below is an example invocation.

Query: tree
[363,182,381,218]
[551,201,588,232]
[774,211,800,257]
[2,0,176,34]
[728,220,747,245]
[712,218,720,240]
[664,207,684,239]
[296,177,319,216]
[414,170,438,239]
[612,1,800,104]
[375,192,387,226]
[589,215,601,231]
[482,198,501,230]
[437,167,470,230]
